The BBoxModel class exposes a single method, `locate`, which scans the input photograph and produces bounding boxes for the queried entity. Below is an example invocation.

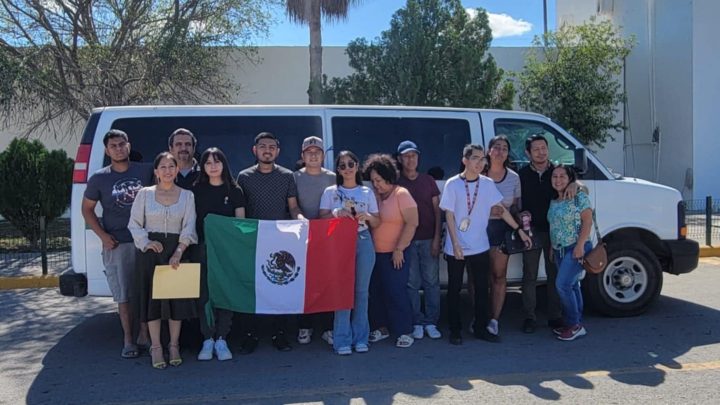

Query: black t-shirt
[519,163,556,232]
[236,164,298,220]
[192,182,246,242]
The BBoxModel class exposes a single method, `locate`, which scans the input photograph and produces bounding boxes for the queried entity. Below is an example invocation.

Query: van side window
[494,119,575,169]
[109,116,322,174]
[331,117,471,179]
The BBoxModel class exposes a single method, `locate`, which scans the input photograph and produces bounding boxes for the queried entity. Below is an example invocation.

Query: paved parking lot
[1,258,719,404]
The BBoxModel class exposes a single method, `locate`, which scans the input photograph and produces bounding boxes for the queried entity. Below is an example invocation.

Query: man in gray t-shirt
[82,129,153,359]
[235,132,303,354]
[293,136,336,346]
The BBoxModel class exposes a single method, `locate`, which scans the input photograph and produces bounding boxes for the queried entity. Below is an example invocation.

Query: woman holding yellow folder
[128,151,198,369]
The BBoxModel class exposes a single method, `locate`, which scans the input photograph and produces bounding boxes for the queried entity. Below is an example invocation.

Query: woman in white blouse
[128,152,197,369]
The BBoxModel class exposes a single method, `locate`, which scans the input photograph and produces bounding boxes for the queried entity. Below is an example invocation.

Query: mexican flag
[204,214,357,315]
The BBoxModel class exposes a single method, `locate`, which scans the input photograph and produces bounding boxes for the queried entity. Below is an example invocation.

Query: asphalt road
[1,258,719,405]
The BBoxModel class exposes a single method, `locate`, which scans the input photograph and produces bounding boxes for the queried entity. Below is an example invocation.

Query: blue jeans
[553,241,592,326]
[333,230,376,350]
[406,239,441,325]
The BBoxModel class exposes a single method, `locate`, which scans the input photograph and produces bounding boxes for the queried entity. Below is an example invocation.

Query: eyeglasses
[337,161,356,170]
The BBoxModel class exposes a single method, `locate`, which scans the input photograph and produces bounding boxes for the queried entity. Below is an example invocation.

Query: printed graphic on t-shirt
[334,188,369,214]
[112,178,144,207]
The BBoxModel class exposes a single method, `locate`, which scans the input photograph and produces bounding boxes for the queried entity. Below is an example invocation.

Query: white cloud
[466,9,533,38]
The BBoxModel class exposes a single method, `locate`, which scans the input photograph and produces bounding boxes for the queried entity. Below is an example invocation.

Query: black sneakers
[238,333,259,355]
[272,333,292,352]
[522,318,537,334]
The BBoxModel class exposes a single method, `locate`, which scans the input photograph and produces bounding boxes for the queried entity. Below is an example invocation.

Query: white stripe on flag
[254,220,309,314]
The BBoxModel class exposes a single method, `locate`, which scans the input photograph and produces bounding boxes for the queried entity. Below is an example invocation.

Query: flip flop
[121,344,139,359]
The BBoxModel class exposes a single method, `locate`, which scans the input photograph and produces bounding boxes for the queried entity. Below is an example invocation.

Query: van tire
[582,242,662,317]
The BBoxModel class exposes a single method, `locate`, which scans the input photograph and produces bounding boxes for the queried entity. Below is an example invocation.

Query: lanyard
[463,177,479,217]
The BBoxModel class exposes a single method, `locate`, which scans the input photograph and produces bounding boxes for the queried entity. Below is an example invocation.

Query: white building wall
[556,0,698,198]
[0,46,529,158]
[692,1,720,200]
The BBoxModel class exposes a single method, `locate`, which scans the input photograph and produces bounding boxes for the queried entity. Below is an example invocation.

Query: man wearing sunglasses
[293,136,336,346]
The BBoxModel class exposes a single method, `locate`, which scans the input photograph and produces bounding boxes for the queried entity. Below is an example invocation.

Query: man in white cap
[293,136,337,345]
[396,140,443,340]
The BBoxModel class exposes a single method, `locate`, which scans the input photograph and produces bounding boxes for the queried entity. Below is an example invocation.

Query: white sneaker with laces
[297,328,313,344]
[214,338,233,361]
[321,330,334,345]
[486,319,499,336]
[412,325,424,339]
[197,338,214,361]
[424,324,442,339]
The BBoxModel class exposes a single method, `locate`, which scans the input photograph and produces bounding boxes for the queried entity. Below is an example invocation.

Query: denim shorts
[487,219,511,247]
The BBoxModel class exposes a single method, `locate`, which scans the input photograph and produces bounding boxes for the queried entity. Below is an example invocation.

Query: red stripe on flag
[304,218,357,313]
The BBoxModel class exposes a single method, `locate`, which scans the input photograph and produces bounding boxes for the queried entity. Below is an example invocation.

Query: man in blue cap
[396,140,442,340]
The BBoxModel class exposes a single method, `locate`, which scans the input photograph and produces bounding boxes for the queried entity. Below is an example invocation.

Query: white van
[62,105,699,317]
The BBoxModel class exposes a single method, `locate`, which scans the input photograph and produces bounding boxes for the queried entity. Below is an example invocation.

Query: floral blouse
[547,191,591,249]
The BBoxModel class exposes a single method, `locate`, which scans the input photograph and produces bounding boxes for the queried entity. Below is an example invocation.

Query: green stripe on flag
[205,214,258,314]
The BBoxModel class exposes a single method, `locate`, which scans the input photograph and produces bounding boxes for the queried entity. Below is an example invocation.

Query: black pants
[445,252,490,334]
[297,312,333,333]
[238,314,289,337]
[191,243,234,340]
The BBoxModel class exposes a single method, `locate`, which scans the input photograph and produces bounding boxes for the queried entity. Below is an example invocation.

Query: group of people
[82,127,595,369]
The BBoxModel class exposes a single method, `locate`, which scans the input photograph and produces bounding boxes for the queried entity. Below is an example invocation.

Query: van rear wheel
[583,242,662,317]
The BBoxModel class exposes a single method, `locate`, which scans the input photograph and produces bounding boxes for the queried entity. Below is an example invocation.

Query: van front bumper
[664,239,699,275]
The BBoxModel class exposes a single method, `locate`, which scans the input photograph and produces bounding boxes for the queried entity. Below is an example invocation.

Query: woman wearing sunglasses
[319,151,380,355]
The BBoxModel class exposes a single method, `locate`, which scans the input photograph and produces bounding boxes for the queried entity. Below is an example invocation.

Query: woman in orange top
[364,154,419,348]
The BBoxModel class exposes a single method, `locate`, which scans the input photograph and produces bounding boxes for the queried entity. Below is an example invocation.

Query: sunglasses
[337,161,357,170]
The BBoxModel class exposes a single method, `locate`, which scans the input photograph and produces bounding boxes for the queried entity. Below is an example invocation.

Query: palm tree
[286,0,361,104]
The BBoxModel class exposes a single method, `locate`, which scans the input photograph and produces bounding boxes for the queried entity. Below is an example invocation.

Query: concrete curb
[699,246,720,258]
[0,275,59,290]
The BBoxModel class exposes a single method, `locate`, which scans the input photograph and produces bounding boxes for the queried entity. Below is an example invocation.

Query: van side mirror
[574,148,588,175]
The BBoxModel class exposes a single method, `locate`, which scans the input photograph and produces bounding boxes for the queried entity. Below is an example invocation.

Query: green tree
[0,0,275,137]
[285,0,361,104]
[0,139,73,247]
[518,18,634,147]
[321,0,514,109]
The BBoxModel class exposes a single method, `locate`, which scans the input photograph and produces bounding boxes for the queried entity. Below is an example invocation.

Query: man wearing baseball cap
[396,140,443,340]
[293,136,337,345]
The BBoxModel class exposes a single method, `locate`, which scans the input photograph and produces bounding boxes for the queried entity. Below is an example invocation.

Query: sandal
[150,346,166,369]
[396,334,414,348]
[121,344,139,359]
[168,343,182,367]
[368,329,390,343]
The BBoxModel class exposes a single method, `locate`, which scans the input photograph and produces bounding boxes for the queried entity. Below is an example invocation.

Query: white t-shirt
[320,185,379,232]
[439,174,503,256]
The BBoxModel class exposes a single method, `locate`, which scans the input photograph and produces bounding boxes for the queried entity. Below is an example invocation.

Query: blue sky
[259,0,556,47]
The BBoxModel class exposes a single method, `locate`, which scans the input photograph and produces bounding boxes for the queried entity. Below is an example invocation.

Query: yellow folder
[152,263,201,299]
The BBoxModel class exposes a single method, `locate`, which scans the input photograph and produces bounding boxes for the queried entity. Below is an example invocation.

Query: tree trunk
[308,0,323,104]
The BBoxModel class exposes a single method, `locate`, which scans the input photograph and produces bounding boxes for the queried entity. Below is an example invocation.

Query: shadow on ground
[18,286,720,405]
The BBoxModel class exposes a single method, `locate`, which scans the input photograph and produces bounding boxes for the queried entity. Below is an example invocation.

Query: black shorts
[487,219,511,247]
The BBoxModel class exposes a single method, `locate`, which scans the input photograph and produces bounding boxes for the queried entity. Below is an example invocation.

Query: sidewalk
[0,252,68,289]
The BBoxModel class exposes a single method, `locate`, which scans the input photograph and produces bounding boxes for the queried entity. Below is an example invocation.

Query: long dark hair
[487,135,511,169]
[194,147,237,192]
[153,151,178,184]
[334,150,363,187]
[552,164,577,198]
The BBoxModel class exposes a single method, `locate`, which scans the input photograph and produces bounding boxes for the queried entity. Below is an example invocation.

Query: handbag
[502,228,541,255]
[583,209,607,274]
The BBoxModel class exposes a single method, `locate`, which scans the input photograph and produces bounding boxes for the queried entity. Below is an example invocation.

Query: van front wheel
[582,242,662,317]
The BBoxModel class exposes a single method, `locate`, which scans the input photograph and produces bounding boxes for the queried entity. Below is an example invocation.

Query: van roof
[91,104,548,120]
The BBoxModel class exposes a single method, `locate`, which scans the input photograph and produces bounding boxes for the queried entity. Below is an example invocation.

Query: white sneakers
[214,338,233,361]
[197,338,214,361]
[197,337,233,361]
[413,324,442,340]
[297,328,313,344]
[412,325,425,339]
[321,330,334,345]
[486,319,499,337]
[424,324,442,339]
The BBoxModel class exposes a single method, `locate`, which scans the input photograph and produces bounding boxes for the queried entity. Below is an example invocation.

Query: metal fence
[0,217,71,276]
[685,196,720,246]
